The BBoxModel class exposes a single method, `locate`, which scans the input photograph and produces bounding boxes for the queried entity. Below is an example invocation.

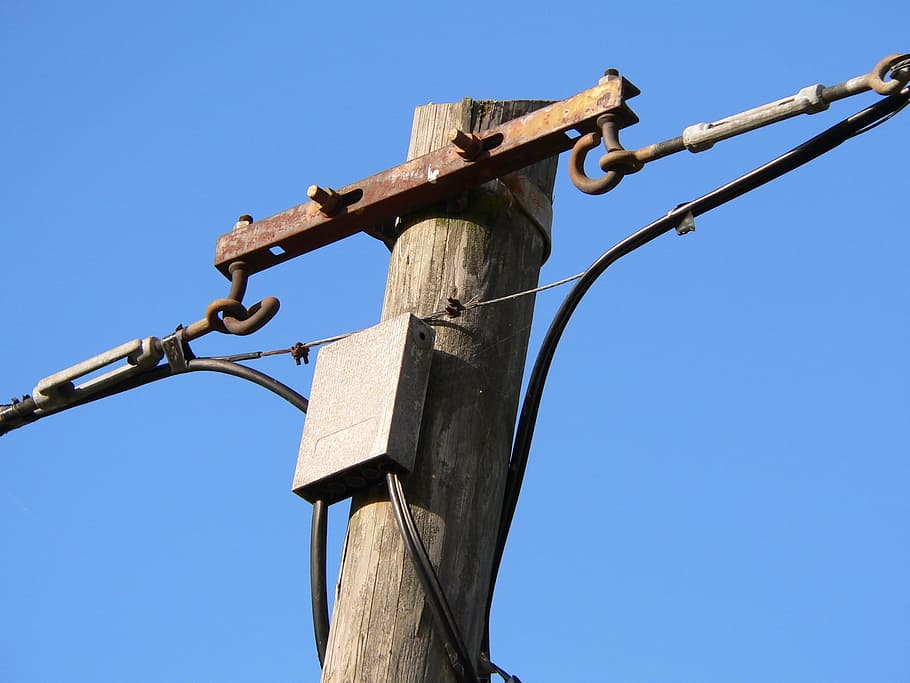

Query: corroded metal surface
[213,76,638,277]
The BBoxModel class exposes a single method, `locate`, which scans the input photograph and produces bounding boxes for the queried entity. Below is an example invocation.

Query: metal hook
[568,114,644,195]
[186,261,280,340]
[219,262,280,336]
[868,53,910,95]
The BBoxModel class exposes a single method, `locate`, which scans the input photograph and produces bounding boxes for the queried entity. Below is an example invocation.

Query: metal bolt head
[233,214,254,230]
[599,68,620,85]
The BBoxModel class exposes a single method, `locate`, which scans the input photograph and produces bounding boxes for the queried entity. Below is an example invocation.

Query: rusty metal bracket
[497,173,554,262]
[213,74,640,278]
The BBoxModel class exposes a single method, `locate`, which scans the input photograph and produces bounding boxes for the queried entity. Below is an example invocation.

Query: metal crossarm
[212,74,639,278]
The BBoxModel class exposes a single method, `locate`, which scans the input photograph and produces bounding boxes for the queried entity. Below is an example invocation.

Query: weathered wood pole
[320,99,558,683]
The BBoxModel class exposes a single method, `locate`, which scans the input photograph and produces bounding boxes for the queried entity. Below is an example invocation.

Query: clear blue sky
[2,2,908,681]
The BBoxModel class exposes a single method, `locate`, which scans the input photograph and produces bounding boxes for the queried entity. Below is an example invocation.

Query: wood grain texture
[320,99,558,683]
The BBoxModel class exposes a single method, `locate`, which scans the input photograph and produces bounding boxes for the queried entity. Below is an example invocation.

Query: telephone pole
[319,99,559,682]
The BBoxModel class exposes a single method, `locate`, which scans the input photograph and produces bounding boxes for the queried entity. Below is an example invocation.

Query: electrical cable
[181,358,310,412]
[0,351,328,666]
[482,87,910,656]
[4,85,906,679]
[310,498,330,666]
[386,472,480,683]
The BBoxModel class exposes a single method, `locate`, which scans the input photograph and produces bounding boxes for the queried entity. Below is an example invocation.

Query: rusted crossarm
[214,74,639,278]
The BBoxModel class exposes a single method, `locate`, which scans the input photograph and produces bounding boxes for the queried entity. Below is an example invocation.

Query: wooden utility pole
[319,99,559,683]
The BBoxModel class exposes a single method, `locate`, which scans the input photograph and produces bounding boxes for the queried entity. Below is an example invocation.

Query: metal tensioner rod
[570,53,910,194]
[0,258,280,436]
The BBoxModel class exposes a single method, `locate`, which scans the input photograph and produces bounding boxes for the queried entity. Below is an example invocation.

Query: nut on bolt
[599,68,620,84]
[307,185,343,216]
[233,214,254,230]
[448,128,484,161]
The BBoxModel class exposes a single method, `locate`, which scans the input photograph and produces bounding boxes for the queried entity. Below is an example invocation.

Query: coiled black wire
[482,87,910,656]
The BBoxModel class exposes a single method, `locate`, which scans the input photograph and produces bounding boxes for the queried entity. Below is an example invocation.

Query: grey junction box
[292,313,435,504]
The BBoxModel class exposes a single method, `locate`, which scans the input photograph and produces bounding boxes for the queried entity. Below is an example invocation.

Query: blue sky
[1,2,908,682]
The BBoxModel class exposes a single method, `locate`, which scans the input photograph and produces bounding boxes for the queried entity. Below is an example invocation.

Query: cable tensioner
[569,53,910,195]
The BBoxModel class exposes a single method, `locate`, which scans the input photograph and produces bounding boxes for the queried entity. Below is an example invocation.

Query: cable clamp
[675,210,696,235]
[160,327,192,374]
[445,297,466,318]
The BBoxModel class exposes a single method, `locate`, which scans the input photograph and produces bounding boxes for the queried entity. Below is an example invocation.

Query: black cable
[1,359,309,433]
[155,358,329,665]
[386,472,479,683]
[310,498,329,666]
[0,353,327,666]
[482,87,910,654]
[182,358,309,412]
[0,365,175,436]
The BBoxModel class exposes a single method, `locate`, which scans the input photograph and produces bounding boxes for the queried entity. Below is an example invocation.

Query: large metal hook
[186,261,280,340]
[568,114,644,195]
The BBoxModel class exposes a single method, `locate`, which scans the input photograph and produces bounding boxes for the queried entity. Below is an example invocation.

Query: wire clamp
[675,210,696,236]
[445,297,466,318]
[160,328,192,374]
[289,342,310,365]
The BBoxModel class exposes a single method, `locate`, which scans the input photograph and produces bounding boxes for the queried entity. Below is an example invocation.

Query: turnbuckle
[569,53,910,196]
[34,257,280,409]
[1,245,280,432]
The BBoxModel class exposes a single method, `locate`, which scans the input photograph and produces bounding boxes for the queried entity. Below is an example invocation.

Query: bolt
[233,214,254,230]
[448,128,484,161]
[307,184,343,216]
[599,68,620,85]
